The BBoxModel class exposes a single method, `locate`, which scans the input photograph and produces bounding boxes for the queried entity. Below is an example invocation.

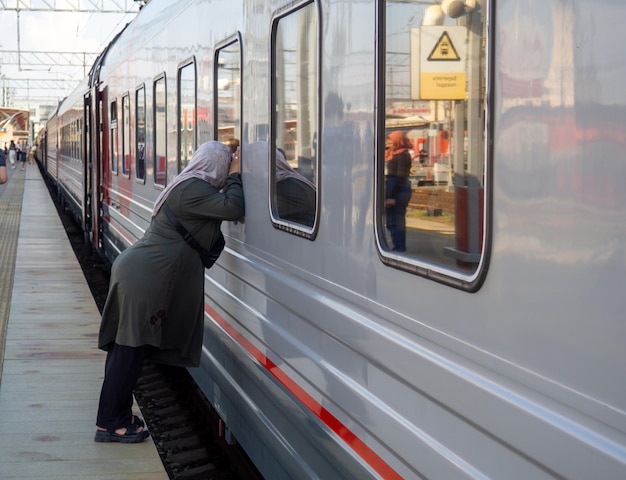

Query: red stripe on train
[204,303,402,480]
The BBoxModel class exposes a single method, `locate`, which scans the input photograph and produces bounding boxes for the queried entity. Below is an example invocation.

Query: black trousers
[96,343,151,430]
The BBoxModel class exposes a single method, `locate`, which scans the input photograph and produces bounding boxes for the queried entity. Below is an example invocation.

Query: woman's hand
[229,147,240,175]
[385,198,396,207]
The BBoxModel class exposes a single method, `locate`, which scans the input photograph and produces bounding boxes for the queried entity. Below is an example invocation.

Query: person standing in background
[19,142,28,171]
[8,140,17,168]
[28,143,35,165]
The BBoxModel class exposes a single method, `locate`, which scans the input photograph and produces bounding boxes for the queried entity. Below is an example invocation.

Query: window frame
[177,57,198,173]
[375,0,494,291]
[110,99,118,175]
[269,0,321,240]
[153,73,167,188]
[135,84,146,184]
[213,34,243,146]
[121,92,131,177]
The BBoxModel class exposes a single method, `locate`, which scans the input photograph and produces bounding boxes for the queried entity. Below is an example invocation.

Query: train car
[56,77,90,230]
[45,110,59,185]
[33,126,45,166]
[46,0,626,478]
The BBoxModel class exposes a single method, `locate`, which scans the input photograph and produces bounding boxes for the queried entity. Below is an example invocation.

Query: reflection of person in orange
[385,131,412,252]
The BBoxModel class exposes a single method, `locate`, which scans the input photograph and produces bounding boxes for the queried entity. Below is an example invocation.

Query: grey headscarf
[275,148,315,189]
[152,141,232,217]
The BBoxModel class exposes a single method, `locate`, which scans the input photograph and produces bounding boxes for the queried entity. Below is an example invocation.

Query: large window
[271,1,319,234]
[135,86,146,182]
[154,75,167,186]
[178,60,197,171]
[215,38,241,146]
[110,100,118,174]
[381,1,489,281]
[122,93,130,176]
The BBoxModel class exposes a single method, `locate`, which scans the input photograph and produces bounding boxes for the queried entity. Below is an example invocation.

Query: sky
[0,4,140,110]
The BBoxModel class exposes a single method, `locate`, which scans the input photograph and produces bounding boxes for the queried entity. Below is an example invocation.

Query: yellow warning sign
[420,72,466,100]
[427,31,461,62]
[415,26,467,100]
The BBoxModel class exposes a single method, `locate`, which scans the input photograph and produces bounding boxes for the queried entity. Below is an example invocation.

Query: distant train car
[33,126,45,166]
[56,77,89,230]
[45,111,59,185]
[44,0,626,478]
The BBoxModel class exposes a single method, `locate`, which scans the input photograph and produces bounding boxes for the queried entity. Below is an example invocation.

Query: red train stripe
[205,303,403,480]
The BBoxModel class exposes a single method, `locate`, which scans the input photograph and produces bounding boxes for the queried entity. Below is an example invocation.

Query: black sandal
[131,415,145,428]
[94,423,150,443]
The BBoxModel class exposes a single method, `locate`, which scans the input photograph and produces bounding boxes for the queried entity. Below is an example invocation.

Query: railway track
[134,362,262,480]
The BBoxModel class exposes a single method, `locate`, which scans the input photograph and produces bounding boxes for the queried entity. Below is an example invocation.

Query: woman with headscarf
[275,148,316,227]
[95,141,244,444]
[384,131,413,252]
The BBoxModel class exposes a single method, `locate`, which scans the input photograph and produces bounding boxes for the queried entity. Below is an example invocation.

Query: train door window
[76,119,81,160]
[380,0,490,287]
[122,93,131,176]
[270,1,319,236]
[215,38,241,149]
[178,59,197,171]
[135,85,146,183]
[110,100,118,175]
[76,120,79,159]
[154,75,167,187]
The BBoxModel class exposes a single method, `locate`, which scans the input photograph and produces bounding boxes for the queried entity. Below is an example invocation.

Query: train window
[154,75,167,187]
[110,100,118,175]
[380,0,489,285]
[135,86,146,183]
[76,119,80,160]
[215,38,241,148]
[270,1,319,235]
[178,59,197,171]
[122,93,131,176]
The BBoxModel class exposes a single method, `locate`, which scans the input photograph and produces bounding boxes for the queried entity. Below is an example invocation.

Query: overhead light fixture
[422,5,445,26]
[441,0,476,19]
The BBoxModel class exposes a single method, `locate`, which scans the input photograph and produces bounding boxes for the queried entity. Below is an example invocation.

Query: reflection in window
[122,94,130,176]
[272,2,318,231]
[110,100,118,174]
[178,61,197,171]
[135,86,146,182]
[382,1,488,276]
[154,76,167,186]
[215,39,241,145]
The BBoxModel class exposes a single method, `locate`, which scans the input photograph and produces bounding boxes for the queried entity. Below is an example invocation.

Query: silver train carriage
[40,0,626,478]
[44,110,59,185]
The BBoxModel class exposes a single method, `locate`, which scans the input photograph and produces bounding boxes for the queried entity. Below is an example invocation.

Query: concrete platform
[0,166,168,480]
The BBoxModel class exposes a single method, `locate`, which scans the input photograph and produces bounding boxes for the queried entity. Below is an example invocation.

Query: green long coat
[98,174,244,367]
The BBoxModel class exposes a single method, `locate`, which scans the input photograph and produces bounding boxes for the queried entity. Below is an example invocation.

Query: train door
[83,93,93,243]
[43,130,47,170]
[91,87,105,253]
